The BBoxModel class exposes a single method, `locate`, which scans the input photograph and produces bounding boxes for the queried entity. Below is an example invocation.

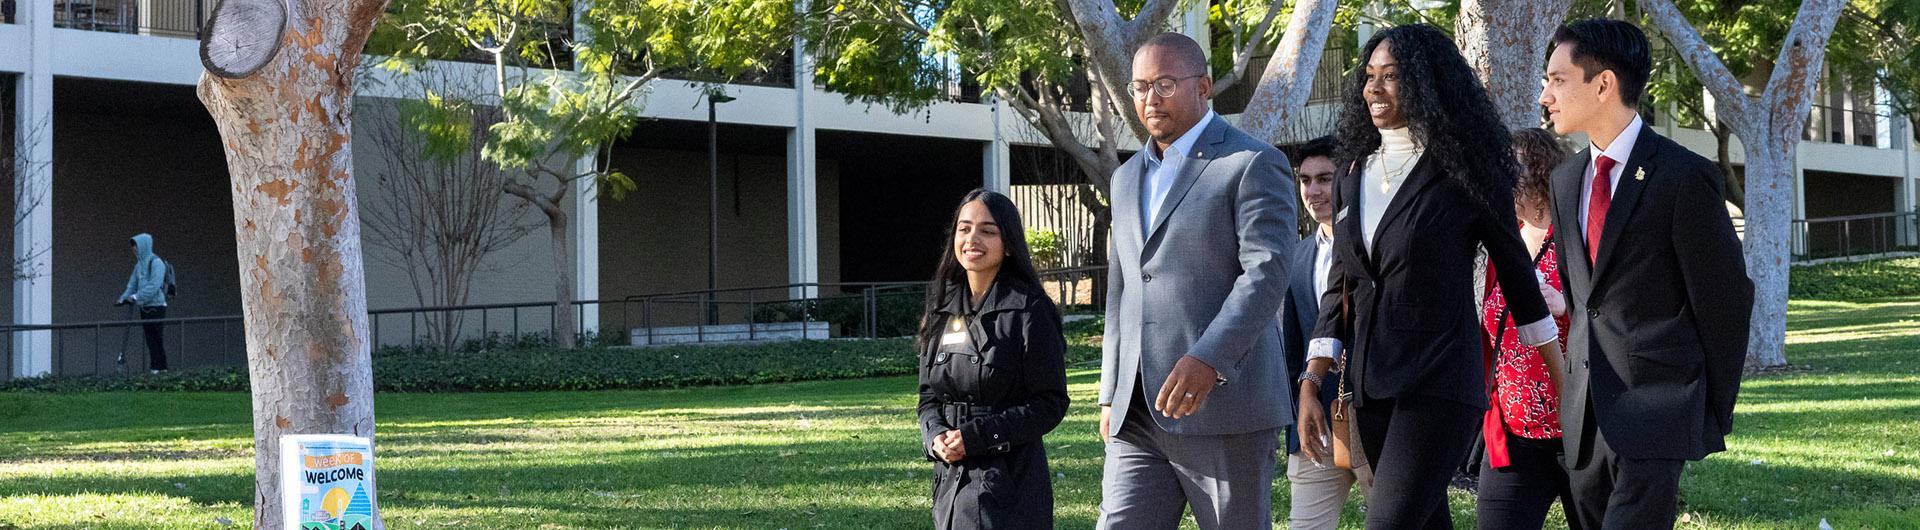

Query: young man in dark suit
[1538,19,1754,530]
[1281,136,1371,530]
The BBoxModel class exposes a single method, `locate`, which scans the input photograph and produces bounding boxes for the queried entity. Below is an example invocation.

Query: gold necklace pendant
[1376,148,1422,194]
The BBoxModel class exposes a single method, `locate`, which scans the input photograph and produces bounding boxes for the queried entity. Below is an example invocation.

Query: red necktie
[1586,155,1616,265]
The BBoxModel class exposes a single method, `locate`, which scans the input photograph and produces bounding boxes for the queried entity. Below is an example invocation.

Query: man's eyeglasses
[1127,75,1207,100]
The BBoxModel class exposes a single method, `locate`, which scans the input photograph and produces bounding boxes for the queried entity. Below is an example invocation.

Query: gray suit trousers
[1098,385,1278,530]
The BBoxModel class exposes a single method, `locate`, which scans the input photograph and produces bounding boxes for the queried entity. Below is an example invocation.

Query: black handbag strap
[1487,235,1556,393]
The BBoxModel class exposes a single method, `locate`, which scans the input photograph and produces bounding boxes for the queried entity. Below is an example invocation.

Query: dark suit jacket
[1282,233,1338,454]
[1311,155,1552,409]
[1551,129,1753,467]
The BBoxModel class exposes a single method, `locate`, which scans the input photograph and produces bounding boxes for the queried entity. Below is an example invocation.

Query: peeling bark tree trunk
[1061,0,1339,146]
[1456,0,1575,131]
[1640,0,1844,370]
[1713,123,1744,207]
[196,0,390,526]
[1236,0,1339,144]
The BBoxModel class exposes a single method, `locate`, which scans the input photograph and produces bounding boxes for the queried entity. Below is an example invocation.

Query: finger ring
[1183,392,1195,399]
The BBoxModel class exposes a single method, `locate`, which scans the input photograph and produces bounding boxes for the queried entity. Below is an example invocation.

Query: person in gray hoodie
[118,233,170,373]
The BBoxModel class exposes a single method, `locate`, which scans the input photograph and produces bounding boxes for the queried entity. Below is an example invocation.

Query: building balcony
[51,0,207,38]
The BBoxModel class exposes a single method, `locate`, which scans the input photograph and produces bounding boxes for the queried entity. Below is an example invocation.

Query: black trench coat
[917,277,1070,529]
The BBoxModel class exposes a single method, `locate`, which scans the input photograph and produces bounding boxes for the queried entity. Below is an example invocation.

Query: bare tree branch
[1637,0,1757,133]
[364,74,534,352]
[1209,0,1285,98]
[1636,0,1845,370]
[1059,0,1182,140]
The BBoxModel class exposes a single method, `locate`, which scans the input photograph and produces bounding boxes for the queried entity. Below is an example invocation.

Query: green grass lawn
[3,297,1916,529]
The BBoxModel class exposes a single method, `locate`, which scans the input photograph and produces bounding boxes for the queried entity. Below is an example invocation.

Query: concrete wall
[1802,170,1903,257]
[47,81,244,373]
[825,131,986,283]
[596,145,841,330]
[351,97,571,347]
[40,91,583,360]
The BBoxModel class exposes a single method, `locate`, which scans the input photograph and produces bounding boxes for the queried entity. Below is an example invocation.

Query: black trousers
[1477,435,1580,530]
[1357,396,1480,530]
[140,306,168,371]
[1567,426,1684,530]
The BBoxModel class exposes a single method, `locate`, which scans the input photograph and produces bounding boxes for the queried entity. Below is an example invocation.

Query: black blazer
[1550,129,1752,467]
[1311,154,1552,409]
[1282,233,1336,454]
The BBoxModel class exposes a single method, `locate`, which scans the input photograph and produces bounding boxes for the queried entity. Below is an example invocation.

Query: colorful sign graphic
[280,435,377,530]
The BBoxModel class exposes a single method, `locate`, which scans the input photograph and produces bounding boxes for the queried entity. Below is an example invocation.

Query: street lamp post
[707,91,735,326]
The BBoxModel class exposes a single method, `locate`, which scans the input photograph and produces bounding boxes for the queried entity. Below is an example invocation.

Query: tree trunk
[1639,0,1844,370]
[1737,140,1791,369]
[1456,0,1574,131]
[195,0,389,526]
[1236,0,1339,144]
[546,208,577,349]
[1081,188,1112,310]
[1714,123,1743,208]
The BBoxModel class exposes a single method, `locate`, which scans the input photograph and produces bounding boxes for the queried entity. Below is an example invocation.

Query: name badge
[1335,206,1349,224]
[940,317,968,346]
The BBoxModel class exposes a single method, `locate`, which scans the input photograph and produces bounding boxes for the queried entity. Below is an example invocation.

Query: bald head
[1136,32,1210,76]
[1131,32,1213,150]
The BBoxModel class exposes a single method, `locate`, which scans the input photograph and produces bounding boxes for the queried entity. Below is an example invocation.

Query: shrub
[1789,257,1920,300]
[1028,229,1065,269]
[3,309,1106,393]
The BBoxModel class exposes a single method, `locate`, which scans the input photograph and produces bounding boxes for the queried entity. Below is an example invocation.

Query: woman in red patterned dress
[1476,128,1578,530]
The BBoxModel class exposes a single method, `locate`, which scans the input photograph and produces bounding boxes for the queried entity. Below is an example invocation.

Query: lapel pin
[1635,167,1646,181]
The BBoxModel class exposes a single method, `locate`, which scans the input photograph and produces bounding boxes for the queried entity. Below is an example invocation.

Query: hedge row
[3,333,1104,393]
[1788,257,1920,300]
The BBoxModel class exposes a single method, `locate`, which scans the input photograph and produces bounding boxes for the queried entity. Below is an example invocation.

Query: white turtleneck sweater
[1360,126,1422,252]
[1304,126,1559,365]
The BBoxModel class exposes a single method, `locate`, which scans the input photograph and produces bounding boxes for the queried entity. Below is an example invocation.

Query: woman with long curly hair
[1292,24,1566,529]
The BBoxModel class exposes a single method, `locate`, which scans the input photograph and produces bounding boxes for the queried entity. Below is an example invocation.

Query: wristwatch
[1297,370,1325,388]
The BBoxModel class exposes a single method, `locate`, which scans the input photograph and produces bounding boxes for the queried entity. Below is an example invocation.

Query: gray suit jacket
[1099,117,1297,437]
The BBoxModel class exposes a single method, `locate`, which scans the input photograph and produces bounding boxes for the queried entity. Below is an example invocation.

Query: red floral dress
[1481,228,1568,440]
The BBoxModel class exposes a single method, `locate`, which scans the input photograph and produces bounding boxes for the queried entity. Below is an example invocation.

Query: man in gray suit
[1097,32,1297,529]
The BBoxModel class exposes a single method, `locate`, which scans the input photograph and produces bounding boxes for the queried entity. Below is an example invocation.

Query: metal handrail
[3,267,1109,379]
[1791,211,1919,262]
[1,313,239,332]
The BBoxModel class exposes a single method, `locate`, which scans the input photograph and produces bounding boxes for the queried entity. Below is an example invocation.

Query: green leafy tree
[1640,0,1847,369]
[808,0,1341,268]
[1637,0,1808,209]
[373,0,798,347]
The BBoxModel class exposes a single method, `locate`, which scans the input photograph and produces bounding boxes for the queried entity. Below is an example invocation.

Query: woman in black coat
[1293,25,1566,530]
[915,189,1070,529]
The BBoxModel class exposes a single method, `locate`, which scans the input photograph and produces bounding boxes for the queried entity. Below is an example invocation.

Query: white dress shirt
[1140,111,1218,237]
